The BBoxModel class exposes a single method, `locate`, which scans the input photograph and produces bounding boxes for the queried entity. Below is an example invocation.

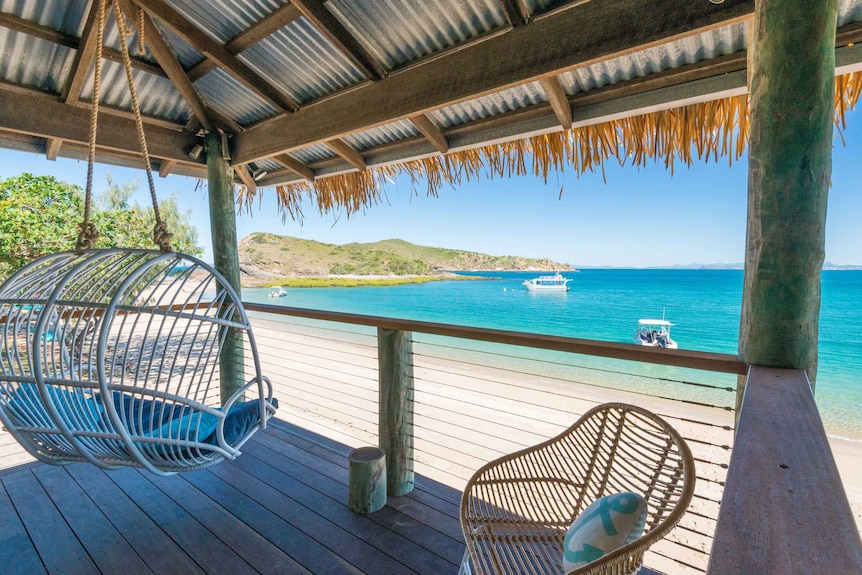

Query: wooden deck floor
[0,418,466,575]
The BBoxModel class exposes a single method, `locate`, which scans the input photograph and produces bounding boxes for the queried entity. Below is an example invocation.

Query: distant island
[238,233,575,287]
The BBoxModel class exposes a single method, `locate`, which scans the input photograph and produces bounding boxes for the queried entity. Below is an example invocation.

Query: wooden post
[348,446,387,514]
[206,132,245,403]
[738,0,838,390]
[378,328,414,496]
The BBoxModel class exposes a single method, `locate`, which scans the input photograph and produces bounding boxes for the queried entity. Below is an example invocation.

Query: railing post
[377,328,414,496]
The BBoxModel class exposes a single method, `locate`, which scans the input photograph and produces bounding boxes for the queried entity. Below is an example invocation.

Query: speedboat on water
[635,319,677,349]
[522,272,571,292]
[268,286,288,297]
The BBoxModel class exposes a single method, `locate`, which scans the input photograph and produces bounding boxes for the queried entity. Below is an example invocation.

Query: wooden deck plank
[0,480,47,575]
[2,469,99,575]
[207,460,414,574]
[183,468,361,575]
[140,470,310,575]
[64,464,206,575]
[31,465,153,574]
[232,443,457,575]
[103,467,254,575]
[249,432,465,565]
[262,422,465,541]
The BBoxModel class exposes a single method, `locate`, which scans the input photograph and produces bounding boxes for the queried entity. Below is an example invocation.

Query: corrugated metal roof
[557,21,748,96]
[0,28,73,93]
[324,0,508,71]
[103,10,159,66]
[239,17,365,104]
[80,60,191,122]
[839,0,862,26]
[160,0,284,44]
[288,143,336,164]
[343,119,420,150]
[153,22,204,70]
[0,0,88,36]
[250,157,281,172]
[194,68,278,126]
[519,0,556,18]
[429,81,546,129]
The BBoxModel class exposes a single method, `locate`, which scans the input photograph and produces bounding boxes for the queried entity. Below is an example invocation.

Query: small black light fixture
[249,162,268,182]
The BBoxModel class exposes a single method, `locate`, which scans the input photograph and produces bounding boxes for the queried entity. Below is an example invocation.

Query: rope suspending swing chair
[0,0,276,475]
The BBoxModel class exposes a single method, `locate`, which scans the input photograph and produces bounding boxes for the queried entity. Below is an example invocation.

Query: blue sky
[2,108,862,268]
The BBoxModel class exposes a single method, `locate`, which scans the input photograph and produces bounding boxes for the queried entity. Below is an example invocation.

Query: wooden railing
[243,302,745,574]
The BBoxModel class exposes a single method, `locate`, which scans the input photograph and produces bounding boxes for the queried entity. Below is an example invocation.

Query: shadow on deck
[0,418,465,575]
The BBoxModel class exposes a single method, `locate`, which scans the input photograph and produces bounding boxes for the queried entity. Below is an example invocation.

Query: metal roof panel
[288,143,336,164]
[238,17,365,104]
[324,0,508,71]
[0,29,73,93]
[429,81,546,128]
[343,119,419,150]
[161,0,285,44]
[194,67,279,126]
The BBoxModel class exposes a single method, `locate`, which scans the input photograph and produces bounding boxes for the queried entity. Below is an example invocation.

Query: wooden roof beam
[539,76,572,129]
[62,0,107,105]
[132,0,301,113]
[498,0,530,26]
[158,158,177,177]
[291,0,387,80]
[234,165,257,192]
[45,137,62,161]
[273,153,315,181]
[325,138,366,171]
[234,0,754,164]
[117,0,213,132]
[0,83,200,164]
[186,3,302,82]
[409,114,449,154]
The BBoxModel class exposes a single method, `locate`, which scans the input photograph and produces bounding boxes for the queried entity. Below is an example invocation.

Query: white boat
[268,286,288,297]
[522,272,571,292]
[635,319,677,349]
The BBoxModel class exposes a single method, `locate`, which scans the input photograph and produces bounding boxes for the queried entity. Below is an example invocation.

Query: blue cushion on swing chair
[204,398,276,446]
[109,392,219,442]
[5,383,103,427]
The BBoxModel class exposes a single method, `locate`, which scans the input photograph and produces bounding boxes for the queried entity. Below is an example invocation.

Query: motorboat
[635,319,677,349]
[268,286,288,297]
[522,272,571,292]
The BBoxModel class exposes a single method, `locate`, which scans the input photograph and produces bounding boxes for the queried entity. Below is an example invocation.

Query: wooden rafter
[233,165,257,192]
[132,0,301,113]
[498,0,529,26]
[61,0,106,105]
[409,114,448,154]
[291,0,386,80]
[273,154,315,181]
[45,137,62,161]
[539,76,572,129]
[117,0,213,131]
[158,158,177,177]
[187,3,302,82]
[0,83,199,163]
[325,138,366,171]
[234,0,755,164]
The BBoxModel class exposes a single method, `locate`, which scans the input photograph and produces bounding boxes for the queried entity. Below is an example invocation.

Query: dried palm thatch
[236,71,862,221]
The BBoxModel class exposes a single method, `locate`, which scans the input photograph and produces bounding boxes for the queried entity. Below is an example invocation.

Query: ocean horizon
[244,269,862,442]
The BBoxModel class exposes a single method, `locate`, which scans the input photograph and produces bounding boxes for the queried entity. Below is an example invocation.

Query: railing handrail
[243,302,747,375]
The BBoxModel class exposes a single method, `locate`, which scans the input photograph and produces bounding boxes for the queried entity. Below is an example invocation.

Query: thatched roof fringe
[237,71,862,220]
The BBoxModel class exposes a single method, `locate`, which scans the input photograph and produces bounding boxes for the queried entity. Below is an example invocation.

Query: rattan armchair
[460,403,695,575]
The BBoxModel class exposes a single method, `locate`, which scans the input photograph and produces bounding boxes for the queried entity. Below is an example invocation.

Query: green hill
[238,233,573,284]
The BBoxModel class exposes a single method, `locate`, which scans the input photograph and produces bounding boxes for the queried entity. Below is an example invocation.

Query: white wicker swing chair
[0,249,276,475]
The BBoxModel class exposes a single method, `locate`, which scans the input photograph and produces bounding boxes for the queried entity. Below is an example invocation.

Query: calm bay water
[245,270,862,440]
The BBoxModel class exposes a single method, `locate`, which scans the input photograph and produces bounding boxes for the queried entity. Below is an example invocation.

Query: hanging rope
[112,1,173,253]
[76,0,108,254]
[137,7,146,55]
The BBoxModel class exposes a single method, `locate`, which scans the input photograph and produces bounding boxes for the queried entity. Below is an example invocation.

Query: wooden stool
[348,446,387,514]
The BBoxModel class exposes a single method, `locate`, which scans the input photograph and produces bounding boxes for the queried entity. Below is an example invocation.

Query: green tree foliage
[0,173,202,279]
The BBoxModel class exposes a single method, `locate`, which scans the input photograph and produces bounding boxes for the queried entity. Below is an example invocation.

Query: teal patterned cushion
[562,492,648,572]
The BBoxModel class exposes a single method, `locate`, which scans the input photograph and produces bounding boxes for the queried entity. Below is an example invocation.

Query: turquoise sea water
[244,270,862,441]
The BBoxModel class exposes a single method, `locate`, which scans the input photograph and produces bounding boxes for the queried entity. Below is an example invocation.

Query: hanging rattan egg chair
[0,0,275,475]
[0,249,276,475]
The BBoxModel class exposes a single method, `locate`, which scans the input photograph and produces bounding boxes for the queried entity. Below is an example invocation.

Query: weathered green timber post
[738,0,838,393]
[378,328,414,496]
[206,132,245,403]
